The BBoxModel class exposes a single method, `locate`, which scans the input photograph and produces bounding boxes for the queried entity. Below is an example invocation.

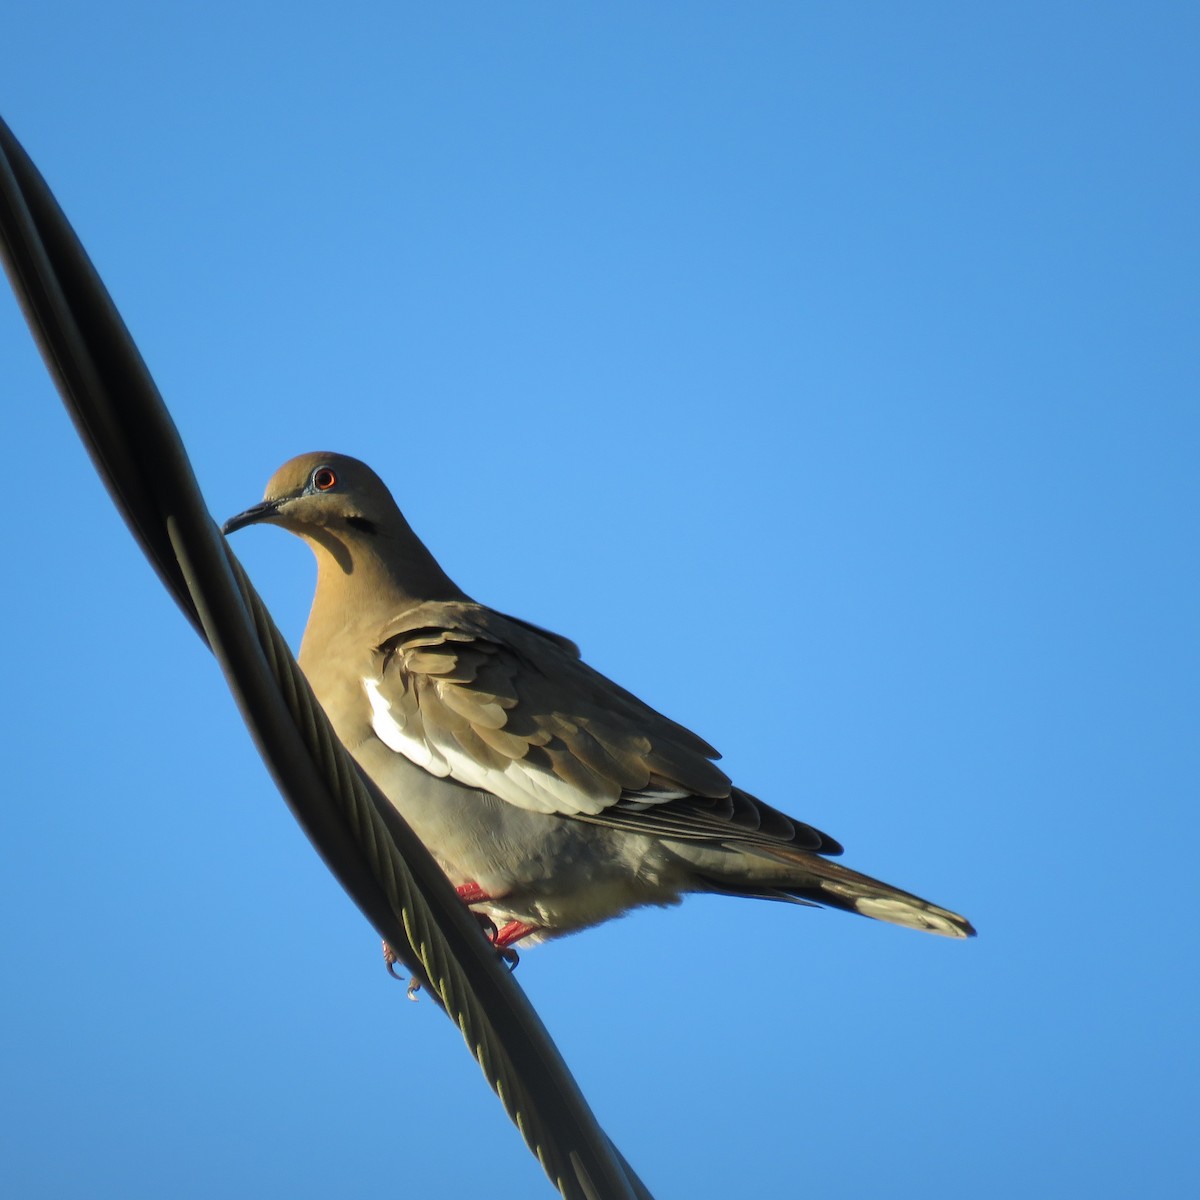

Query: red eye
[312,467,337,491]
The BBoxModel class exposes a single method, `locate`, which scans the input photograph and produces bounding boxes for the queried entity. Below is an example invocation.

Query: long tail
[702,846,976,939]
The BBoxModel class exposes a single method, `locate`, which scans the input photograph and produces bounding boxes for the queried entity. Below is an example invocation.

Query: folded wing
[363,602,840,855]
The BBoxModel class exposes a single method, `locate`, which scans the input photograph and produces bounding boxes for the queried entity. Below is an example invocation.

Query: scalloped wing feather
[362,603,841,856]
[364,603,730,819]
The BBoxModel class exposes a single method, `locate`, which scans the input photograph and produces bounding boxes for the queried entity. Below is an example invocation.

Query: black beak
[222,499,281,535]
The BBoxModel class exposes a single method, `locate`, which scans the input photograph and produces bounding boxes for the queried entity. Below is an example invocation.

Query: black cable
[0,114,652,1200]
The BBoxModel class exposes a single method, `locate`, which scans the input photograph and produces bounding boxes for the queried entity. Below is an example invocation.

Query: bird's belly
[350,735,687,938]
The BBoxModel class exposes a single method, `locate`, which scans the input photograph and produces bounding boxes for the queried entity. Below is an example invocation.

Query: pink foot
[493,921,539,948]
[455,881,493,903]
[380,884,535,979]
[490,921,539,970]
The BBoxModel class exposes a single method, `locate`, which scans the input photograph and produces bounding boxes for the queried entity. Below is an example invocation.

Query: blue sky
[2,5,1196,1197]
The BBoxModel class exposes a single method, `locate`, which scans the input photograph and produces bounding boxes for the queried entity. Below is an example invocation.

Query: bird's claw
[469,910,520,969]
[383,941,424,999]
[382,897,533,985]
[383,940,403,978]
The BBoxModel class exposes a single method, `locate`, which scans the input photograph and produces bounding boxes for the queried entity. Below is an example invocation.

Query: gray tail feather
[702,849,976,939]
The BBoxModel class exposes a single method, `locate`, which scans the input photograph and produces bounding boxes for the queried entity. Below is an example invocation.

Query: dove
[223,452,974,953]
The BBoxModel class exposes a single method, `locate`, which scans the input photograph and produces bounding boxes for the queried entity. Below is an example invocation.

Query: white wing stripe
[364,676,614,815]
[363,677,451,777]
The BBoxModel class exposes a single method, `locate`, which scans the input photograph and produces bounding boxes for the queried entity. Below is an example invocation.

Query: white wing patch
[362,676,610,817]
[364,677,451,776]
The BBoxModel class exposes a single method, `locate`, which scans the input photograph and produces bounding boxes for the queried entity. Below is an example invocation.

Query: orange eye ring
[312,467,337,491]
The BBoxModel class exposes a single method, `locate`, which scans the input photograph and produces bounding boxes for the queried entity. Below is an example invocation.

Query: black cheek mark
[345,516,378,534]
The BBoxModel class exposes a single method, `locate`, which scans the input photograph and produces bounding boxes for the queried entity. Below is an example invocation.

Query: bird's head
[223,451,394,539]
[223,452,464,599]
